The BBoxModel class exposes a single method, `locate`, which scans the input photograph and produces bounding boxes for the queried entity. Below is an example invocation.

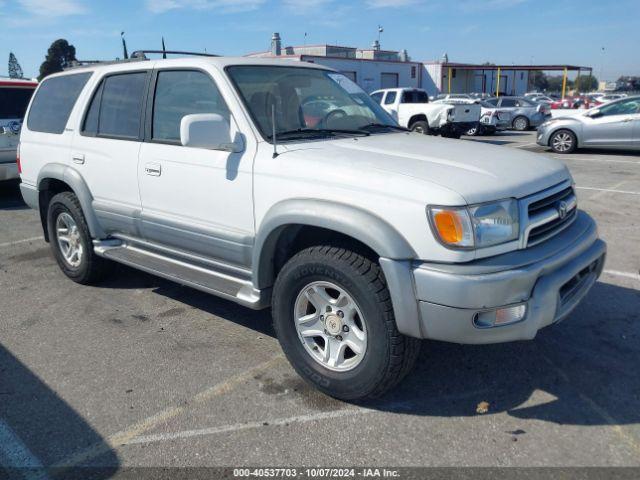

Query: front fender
[37,163,105,239]
[253,199,417,289]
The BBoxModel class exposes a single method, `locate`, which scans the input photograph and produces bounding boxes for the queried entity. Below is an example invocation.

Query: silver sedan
[537,96,640,153]
[484,96,551,131]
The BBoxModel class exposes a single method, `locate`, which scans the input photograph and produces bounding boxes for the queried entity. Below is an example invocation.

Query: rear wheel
[272,246,421,400]
[466,124,481,136]
[549,129,577,154]
[47,192,111,284]
[410,120,430,135]
[513,116,529,131]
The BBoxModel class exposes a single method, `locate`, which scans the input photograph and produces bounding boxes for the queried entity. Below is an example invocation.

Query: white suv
[19,55,606,400]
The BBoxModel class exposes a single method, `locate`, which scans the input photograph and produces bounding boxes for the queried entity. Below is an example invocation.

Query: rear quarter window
[27,72,91,134]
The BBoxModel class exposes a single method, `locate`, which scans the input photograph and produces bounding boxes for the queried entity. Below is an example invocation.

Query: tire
[272,246,421,400]
[409,120,430,135]
[466,125,480,136]
[47,191,111,284]
[549,129,577,154]
[512,116,529,131]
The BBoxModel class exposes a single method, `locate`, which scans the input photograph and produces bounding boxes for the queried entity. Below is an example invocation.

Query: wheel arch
[37,163,104,242]
[252,199,417,290]
[407,114,428,128]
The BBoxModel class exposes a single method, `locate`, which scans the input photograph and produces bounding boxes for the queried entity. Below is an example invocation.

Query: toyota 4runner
[19,55,606,400]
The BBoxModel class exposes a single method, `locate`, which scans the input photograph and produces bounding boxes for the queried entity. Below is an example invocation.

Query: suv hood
[284,132,570,205]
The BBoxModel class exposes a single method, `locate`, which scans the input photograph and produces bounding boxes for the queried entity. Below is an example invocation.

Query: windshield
[227,66,397,141]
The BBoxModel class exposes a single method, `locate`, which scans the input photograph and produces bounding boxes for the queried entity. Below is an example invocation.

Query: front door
[582,98,640,147]
[137,68,255,268]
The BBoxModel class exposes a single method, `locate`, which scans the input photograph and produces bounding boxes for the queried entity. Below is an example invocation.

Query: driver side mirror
[180,114,244,152]
[586,108,602,119]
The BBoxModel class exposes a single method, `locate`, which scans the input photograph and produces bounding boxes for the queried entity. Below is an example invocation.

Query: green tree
[8,52,24,79]
[529,70,548,91]
[38,39,77,80]
[574,75,598,92]
[546,75,573,92]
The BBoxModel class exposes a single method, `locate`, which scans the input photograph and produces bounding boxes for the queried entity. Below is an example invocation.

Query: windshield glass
[0,87,36,119]
[227,66,397,140]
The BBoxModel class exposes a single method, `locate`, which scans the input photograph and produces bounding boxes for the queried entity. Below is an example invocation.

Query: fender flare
[37,163,105,239]
[252,199,417,289]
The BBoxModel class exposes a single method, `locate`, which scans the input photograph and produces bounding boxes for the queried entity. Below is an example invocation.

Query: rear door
[137,68,255,267]
[71,69,151,236]
[582,98,639,147]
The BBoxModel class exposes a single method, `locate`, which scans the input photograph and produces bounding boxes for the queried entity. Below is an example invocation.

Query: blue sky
[1,0,638,80]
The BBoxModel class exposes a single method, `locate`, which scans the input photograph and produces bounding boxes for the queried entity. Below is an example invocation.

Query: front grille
[526,186,577,247]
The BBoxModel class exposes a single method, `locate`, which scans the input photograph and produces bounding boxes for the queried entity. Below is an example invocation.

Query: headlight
[428,199,519,249]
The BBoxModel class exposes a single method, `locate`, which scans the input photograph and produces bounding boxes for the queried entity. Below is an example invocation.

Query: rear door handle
[145,163,162,176]
[72,154,85,164]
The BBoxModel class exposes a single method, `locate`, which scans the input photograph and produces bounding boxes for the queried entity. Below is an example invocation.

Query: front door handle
[145,163,162,176]
[621,118,633,123]
[72,154,85,164]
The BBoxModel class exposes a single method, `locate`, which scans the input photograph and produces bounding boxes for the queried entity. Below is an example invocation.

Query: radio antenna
[271,104,279,158]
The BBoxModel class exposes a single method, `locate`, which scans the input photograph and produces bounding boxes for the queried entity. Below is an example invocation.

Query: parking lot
[1,131,639,473]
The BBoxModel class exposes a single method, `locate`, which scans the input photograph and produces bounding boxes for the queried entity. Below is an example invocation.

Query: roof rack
[131,50,219,59]
[65,57,147,70]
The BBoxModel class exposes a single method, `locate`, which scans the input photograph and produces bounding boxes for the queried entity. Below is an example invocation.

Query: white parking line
[604,270,640,281]
[0,236,43,248]
[559,156,640,165]
[127,407,375,446]
[0,420,50,480]
[514,142,540,149]
[576,186,640,196]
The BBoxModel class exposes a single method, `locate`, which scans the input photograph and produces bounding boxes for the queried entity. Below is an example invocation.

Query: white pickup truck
[371,88,481,139]
[19,56,605,400]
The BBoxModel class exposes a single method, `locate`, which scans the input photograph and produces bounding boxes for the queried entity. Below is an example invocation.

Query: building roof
[426,62,592,71]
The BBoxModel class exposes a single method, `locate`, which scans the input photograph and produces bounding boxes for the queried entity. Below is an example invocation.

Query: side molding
[253,199,417,289]
[37,163,105,239]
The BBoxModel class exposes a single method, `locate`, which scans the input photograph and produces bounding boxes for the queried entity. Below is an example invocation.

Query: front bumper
[380,211,606,344]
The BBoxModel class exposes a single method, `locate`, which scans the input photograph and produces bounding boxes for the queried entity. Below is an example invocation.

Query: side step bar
[94,240,269,310]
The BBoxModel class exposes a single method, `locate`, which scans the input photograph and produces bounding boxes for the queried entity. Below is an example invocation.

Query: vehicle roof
[0,77,38,87]
[45,56,333,80]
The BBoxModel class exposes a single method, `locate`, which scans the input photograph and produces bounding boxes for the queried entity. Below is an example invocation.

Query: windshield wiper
[359,123,409,132]
[267,128,370,140]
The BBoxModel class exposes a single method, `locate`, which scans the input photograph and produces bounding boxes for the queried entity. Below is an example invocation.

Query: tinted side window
[152,70,229,143]
[384,91,397,105]
[402,90,428,104]
[500,99,517,107]
[599,98,640,117]
[27,73,91,134]
[0,88,36,119]
[485,98,498,106]
[98,73,147,139]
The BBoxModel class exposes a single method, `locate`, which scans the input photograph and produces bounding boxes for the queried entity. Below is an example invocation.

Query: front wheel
[549,129,577,154]
[272,246,421,400]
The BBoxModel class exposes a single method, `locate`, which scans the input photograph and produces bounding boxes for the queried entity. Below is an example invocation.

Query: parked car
[0,77,38,181]
[537,95,640,153]
[594,94,626,105]
[484,96,551,131]
[372,88,480,138]
[466,100,512,136]
[19,56,606,400]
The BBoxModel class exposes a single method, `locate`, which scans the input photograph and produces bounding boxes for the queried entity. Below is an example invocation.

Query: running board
[93,241,269,310]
